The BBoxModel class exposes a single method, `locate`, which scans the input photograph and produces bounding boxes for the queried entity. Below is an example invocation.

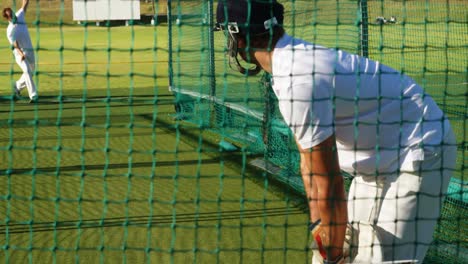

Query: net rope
[0,0,465,263]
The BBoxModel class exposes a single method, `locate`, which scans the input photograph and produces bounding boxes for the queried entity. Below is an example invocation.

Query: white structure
[73,0,140,21]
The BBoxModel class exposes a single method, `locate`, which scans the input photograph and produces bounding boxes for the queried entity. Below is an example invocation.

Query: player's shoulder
[15,8,25,21]
[274,34,313,52]
[16,8,24,15]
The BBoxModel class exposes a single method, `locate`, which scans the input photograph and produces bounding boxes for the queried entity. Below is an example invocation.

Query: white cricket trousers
[15,52,37,100]
[348,126,457,263]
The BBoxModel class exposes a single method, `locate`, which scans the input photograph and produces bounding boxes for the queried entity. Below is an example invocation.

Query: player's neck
[253,50,273,74]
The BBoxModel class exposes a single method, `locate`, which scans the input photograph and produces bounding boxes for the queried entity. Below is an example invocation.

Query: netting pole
[151,0,157,25]
[167,0,173,89]
[358,0,369,57]
[208,0,216,97]
[208,0,221,130]
[167,0,182,117]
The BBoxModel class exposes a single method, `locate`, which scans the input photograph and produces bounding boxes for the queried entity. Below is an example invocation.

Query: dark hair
[241,26,285,51]
[2,7,12,19]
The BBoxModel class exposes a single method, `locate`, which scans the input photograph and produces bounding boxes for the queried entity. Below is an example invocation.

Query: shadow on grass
[0,86,310,234]
[1,158,221,176]
[0,206,305,235]
[0,104,310,233]
[0,94,176,112]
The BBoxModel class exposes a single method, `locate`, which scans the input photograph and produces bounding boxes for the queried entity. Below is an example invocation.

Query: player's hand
[310,220,358,264]
[309,219,329,262]
[20,53,25,61]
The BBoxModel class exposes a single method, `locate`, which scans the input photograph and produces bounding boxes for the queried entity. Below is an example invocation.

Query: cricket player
[3,0,38,102]
[215,1,457,263]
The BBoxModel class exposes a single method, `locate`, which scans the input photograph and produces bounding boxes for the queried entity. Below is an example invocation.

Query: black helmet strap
[223,22,262,76]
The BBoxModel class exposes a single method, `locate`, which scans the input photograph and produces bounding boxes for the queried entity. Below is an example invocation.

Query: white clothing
[14,51,36,99]
[270,34,457,262]
[271,34,449,176]
[6,8,37,99]
[348,130,456,263]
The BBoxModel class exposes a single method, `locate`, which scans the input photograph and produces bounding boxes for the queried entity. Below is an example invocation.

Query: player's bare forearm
[300,157,320,222]
[22,0,30,12]
[315,171,347,260]
[298,135,347,260]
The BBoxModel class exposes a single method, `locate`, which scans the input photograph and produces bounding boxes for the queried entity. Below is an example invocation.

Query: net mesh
[0,0,465,263]
[170,0,467,263]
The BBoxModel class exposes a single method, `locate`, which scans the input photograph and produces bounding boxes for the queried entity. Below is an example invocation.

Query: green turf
[0,24,313,263]
[0,1,466,263]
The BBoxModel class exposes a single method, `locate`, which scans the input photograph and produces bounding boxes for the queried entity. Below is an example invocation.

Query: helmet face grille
[223,27,261,76]
[215,1,280,76]
[226,28,238,58]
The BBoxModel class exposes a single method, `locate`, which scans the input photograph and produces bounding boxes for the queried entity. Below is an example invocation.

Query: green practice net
[0,0,465,263]
[169,0,467,263]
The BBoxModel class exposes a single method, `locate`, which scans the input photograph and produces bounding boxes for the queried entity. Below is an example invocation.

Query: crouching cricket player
[215,1,457,263]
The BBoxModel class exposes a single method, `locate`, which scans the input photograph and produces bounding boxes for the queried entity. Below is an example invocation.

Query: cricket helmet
[215,0,284,76]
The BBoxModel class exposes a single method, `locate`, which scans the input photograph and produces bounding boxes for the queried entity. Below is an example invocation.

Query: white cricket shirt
[6,9,33,58]
[271,34,449,174]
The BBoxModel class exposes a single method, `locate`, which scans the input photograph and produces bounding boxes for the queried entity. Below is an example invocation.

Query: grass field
[0,0,466,263]
[0,7,313,264]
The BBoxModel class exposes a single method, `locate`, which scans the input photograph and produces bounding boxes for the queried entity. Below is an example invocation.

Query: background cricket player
[3,0,38,102]
[215,0,457,263]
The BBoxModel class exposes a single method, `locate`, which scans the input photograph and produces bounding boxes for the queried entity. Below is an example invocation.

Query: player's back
[13,8,33,53]
[272,34,447,173]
